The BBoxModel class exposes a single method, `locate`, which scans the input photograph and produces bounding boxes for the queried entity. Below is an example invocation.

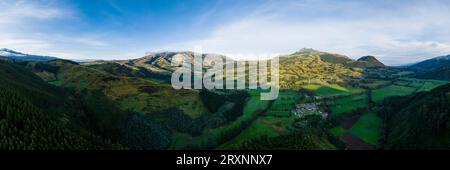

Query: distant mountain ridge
[409,54,450,71]
[82,51,234,80]
[290,49,385,68]
[0,48,57,61]
[408,54,450,80]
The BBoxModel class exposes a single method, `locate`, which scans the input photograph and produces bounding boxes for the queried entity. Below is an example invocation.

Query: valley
[1,48,449,150]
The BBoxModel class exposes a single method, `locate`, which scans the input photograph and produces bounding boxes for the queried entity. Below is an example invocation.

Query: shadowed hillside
[381,84,450,149]
[0,60,123,149]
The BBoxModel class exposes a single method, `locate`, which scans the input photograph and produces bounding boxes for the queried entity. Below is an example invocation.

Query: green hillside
[26,59,209,118]
[279,53,362,89]
[408,55,450,81]
[347,56,386,68]
[381,84,450,149]
[0,60,123,149]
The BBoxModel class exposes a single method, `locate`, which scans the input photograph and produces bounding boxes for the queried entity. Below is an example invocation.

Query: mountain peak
[357,55,377,61]
[358,55,385,66]
[0,48,12,51]
[0,48,26,57]
[297,48,320,53]
[345,55,385,68]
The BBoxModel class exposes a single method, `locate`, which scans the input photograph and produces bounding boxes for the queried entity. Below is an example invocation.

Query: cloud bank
[164,0,450,65]
[1,0,450,65]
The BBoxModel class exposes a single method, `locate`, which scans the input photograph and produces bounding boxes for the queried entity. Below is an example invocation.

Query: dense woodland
[380,84,450,149]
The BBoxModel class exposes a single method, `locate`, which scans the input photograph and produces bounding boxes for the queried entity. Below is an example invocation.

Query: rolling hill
[84,49,371,91]
[83,52,233,81]
[0,60,125,149]
[290,49,385,68]
[278,52,363,89]
[25,59,255,148]
[25,59,210,119]
[381,83,450,149]
[2,48,449,150]
[347,56,386,68]
[408,55,450,71]
[290,48,354,65]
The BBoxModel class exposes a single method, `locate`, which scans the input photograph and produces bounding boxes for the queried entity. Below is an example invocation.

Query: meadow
[349,111,382,145]
[217,90,299,148]
[326,77,448,148]
[329,94,369,117]
[372,85,416,103]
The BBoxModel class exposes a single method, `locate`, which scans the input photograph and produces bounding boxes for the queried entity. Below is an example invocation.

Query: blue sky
[1,0,450,65]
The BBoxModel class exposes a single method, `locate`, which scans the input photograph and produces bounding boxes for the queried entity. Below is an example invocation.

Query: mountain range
[407,54,450,80]
[290,49,385,68]
[0,48,449,150]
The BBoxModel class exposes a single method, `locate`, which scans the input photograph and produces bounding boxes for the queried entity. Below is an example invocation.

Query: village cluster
[291,95,328,119]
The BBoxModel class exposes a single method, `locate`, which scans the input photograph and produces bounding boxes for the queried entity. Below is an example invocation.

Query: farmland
[142,52,448,150]
[167,74,449,150]
[372,85,416,103]
[328,94,369,117]
[349,111,382,145]
[324,76,448,149]
[217,90,299,148]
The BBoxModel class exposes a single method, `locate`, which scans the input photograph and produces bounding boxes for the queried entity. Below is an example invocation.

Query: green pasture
[349,111,382,145]
[372,85,416,103]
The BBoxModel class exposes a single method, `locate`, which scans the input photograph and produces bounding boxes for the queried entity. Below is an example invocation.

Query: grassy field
[217,117,286,149]
[394,80,410,86]
[242,94,271,116]
[361,80,391,89]
[48,79,63,86]
[372,85,416,103]
[349,111,382,145]
[169,76,449,149]
[302,83,364,97]
[330,126,348,138]
[329,78,447,147]
[170,90,272,149]
[209,89,271,142]
[397,78,448,91]
[303,84,348,96]
[217,90,300,148]
[419,80,448,91]
[329,94,368,116]
[266,90,302,117]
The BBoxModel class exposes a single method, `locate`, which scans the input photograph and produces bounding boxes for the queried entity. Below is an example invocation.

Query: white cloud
[0,0,71,25]
[73,38,110,48]
[0,0,111,59]
[166,0,450,65]
[1,0,450,64]
[0,36,52,50]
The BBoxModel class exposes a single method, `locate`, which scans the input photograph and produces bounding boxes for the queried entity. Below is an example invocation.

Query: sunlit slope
[27,59,209,119]
[278,53,362,89]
